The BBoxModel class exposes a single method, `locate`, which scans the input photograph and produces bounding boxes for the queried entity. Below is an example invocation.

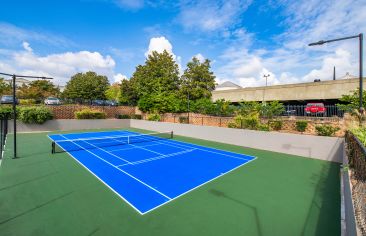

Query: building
[214,81,242,91]
[212,74,362,105]
[4,78,31,87]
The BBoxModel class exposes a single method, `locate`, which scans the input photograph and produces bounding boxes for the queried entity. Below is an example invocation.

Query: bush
[257,124,270,131]
[242,116,260,130]
[131,114,142,120]
[227,122,239,128]
[147,113,161,121]
[19,99,36,105]
[315,125,340,136]
[18,106,53,124]
[269,120,283,131]
[75,109,106,119]
[178,116,189,124]
[117,114,131,119]
[296,120,308,132]
[0,106,13,119]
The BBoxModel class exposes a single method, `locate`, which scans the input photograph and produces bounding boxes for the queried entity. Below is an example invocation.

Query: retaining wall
[8,119,130,132]
[130,119,344,163]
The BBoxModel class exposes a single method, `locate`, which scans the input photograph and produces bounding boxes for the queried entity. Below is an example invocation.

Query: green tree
[119,79,139,105]
[17,80,60,100]
[0,78,11,96]
[337,89,366,112]
[62,71,110,102]
[105,83,121,101]
[214,99,236,116]
[190,98,216,114]
[260,101,285,120]
[181,57,216,101]
[129,50,181,112]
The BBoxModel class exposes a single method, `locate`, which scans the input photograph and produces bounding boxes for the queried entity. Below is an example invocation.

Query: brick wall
[147,113,345,137]
[48,105,135,119]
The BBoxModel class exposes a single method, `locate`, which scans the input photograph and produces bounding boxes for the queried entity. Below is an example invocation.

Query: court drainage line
[59,135,172,200]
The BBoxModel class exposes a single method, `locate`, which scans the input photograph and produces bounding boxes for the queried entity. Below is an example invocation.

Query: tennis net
[51,131,173,153]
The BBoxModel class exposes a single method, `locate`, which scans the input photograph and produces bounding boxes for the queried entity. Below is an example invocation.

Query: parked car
[105,100,118,106]
[0,95,18,105]
[44,97,62,105]
[91,100,105,106]
[305,103,326,116]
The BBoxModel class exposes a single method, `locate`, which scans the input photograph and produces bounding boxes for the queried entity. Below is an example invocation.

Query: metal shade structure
[0,72,53,158]
[308,33,363,111]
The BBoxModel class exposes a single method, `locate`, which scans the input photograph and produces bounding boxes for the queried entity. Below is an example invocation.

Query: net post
[170,131,173,139]
[51,141,55,154]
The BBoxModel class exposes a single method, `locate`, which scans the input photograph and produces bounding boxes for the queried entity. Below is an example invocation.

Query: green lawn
[0,128,340,236]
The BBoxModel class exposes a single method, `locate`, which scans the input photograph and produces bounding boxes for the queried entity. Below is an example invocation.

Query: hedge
[75,109,106,119]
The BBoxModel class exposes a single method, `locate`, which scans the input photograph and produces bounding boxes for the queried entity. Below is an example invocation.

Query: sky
[0,0,365,87]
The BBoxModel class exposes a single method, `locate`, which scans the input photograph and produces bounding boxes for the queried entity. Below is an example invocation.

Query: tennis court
[0,128,341,235]
[48,130,256,214]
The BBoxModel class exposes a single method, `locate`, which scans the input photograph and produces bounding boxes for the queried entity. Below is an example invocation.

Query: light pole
[0,72,53,158]
[309,33,363,112]
[262,74,270,103]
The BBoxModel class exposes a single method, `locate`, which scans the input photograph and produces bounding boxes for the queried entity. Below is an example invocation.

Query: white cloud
[193,53,205,62]
[0,42,124,86]
[145,36,183,72]
[113,73,128,83]
[22,41,33,52]
[177,0,252,32]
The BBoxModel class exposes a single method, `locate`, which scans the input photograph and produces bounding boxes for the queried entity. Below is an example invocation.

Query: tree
[337,89,366,112]
[17,80,60,100]
[62,71,110,102]
[181,57,216,101]
[0,78,11,96]
[130,50,181,112]
[214,99,236,116]
[119,79,139,105]
[105,83,121,101]
[132,50,180,96]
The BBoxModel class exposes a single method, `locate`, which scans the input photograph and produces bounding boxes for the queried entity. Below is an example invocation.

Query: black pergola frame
[0,72,53,158]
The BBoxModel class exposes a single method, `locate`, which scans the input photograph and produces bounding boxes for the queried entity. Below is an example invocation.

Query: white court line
[109,142,162,153]
[59,135,132,165]
[59,135,172,201]
[116,148,196,167]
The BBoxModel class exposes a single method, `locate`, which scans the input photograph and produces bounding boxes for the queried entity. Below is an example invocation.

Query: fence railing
[345,131,366,181]
[282,105,344,117]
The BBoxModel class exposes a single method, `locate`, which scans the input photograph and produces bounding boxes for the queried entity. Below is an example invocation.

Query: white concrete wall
[8,119,130,133]
[130,119,343,162]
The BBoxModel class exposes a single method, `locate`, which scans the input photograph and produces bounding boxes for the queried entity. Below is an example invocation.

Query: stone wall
[48,105,135,119]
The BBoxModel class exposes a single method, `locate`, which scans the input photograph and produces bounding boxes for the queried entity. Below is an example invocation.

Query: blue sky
[0,0,365,87]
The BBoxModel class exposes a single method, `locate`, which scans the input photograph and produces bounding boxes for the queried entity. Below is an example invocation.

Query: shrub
[117,114,131,119]
[227,122,239,128]
[131,114,142,120]
[257,124,270,131]
[295,120,308,132]
[269,120,283,131]
[18,106,53,124]
[19,99,36,105]
[147,113,161,121]
[315,125,340,136]
[178,116,189,124]
[0,106,13,119]
[75,109,106,119]
[242,116,260,130]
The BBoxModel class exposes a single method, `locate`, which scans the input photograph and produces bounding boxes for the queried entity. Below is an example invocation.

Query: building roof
[338,72,357,80]
[215,81,242,89]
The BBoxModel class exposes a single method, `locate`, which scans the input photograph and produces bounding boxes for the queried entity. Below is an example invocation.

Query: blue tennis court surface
[48,130,256,214]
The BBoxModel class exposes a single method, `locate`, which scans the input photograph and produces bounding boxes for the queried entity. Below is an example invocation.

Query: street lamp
[0,72,53,158]
[309,33,363,112]
[262,74,270,103]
